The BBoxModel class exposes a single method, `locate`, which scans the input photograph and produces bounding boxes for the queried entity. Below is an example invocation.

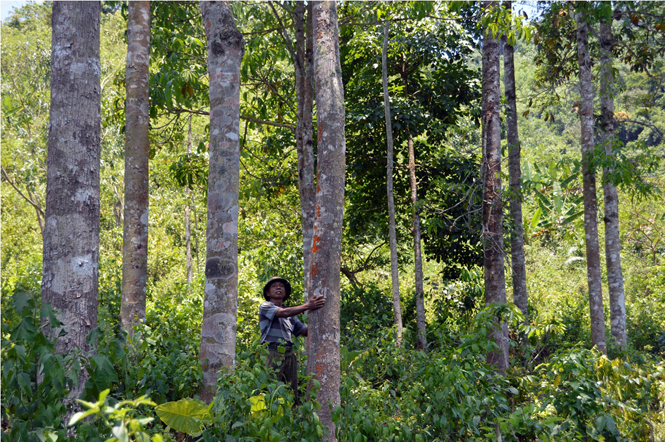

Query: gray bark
[308,2,345,439]
[600,18,627,348]
[576,9,608,354]
[382,20,403,347]
[502,7,528,322]
[42,0,101,395]
[409,135,427,350]
[294,1,316,298]
[120,0,150,337]
[200,0,245,403]
[481,2,509,372]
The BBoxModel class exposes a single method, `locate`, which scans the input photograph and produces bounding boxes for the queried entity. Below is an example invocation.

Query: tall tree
[199,0,245,403]
[599,13,627,348]
[502,1,528,321]
[120,0,151,337]
[42,0,101,394]
[307,1,345,439]
[481,0,508,372]
[576,6,607,354]
[382,18,404,347]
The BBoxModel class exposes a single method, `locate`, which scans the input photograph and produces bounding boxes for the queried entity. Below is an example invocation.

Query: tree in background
[199,0,245,403]
[503,1,528,321]
[382,17,403,347]
[575,4,607,354]
[120,0,150,337]
[42,0,101,395]
[480,0,508,371]
[307,1,346,439]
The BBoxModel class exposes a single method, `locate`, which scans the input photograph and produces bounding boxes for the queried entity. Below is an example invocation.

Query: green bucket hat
[263,277,292,301]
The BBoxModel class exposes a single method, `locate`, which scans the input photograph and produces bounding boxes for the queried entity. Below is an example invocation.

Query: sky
[1,0,31,22]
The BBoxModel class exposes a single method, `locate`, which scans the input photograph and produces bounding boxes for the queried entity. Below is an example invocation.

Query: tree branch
[1,166,45,235]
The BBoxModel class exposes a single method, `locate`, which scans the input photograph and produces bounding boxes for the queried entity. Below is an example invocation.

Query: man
[259,276,325,403]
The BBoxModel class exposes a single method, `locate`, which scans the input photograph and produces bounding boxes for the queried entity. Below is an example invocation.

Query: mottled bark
[199,0,244,403]
[120,0,150,337]
[295,1,316,298]
[600,18,626,348]
[408,136,427,350]
[481,2,509,372]
[576,9,607,354]
[502,6,528,322]
[42,1,101,394]
[382,20,403,347]
[307,2,345,439]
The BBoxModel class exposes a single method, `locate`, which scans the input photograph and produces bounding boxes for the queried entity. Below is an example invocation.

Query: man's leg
[283,348,299,405]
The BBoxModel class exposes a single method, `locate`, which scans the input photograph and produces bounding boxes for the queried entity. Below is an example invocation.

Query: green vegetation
[2,2,664,441]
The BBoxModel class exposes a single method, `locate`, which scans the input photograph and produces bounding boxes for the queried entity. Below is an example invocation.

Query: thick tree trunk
[295,1,316,298]
[308,2,345,439]
[382,20,404,347]
[502,7,528,322]
[408,135,427,350]
[576,9,608,354]
[481,1,509,372]
[42,0,101,395]
[120,0,150,337]
[600,18,626,348]
[199,1,244,403]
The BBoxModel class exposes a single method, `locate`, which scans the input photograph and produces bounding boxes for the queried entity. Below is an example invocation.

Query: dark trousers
[267,346,299,404]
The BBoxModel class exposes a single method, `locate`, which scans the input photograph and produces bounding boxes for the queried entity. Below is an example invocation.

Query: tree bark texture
[120,0,150,337]
[308,2,345,439]
[576,9,607,354]
[295,1,316,298]
[42,0,101,388]
[200,0,245,403]
[600,18,627,348]
[481,3,509,372]
[408,135,427,350]
[382,20,404,347]
[502,10,528,322]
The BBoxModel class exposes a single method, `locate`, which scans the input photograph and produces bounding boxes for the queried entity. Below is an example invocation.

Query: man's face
[268,281,286,301]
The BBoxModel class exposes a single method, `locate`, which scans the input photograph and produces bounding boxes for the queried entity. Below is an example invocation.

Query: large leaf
[155,398,211,436]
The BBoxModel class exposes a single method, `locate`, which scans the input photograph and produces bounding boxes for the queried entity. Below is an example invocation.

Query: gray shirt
[259,301,306,344]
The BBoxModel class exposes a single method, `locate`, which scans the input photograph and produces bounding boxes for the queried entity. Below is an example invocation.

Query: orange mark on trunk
[317,122,322,143]
[311,235,321,253]
[310,262,319,276]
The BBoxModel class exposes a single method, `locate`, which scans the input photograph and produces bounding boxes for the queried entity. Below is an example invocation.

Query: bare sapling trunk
[576,8,608,354]
[481,1,509,372]
[382,19,404,347]
[199,0,245,403]
[120,0,150,337]
[294,1,316,298]
[186,114,194,286]
[502,4,528,322]
[42,0,101,397]
[600,17,626,348]
[308,2,345,439]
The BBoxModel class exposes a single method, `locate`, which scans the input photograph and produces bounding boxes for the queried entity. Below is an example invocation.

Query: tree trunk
[600,17,626,348]
[120,0,150,337]
[295,1,316,298]
[382,19,404,347]
[308,2,345,439]
[576,8,607,354]
[42,0,101,395]
[199,1,244,403]
[502,4,528,322]
[481,1,508,372]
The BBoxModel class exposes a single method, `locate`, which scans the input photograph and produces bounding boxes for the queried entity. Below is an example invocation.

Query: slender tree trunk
[408,135,427,350]
[120,0,150,337]
[600,17,626,348]
[42,0,101,395]
[576,8,607,354]
[481,1,508,372]
[295,1,316,298]
[382,20,403,347]
[502,4,528,322]
[199,1,244,403]
[308,2,345,439]
[185,115,194,287]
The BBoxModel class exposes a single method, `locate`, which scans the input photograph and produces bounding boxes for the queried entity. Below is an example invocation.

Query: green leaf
[12,317,38,341]
[530,208,542,230]
[91,355,118,390]
[13,291,34,317]
[155,398,211,436]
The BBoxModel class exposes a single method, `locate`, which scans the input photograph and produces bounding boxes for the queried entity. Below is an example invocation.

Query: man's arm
[274,294,325,318]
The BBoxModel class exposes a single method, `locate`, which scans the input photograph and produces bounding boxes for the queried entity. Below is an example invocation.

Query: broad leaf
[155,398,211,436]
